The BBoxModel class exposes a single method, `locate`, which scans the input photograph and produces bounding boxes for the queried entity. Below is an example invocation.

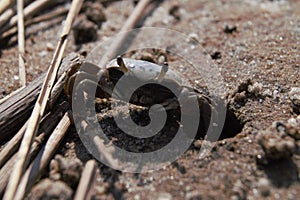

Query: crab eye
[117,56,129,73]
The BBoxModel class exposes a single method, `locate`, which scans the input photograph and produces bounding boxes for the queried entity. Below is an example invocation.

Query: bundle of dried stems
[0,0,157,198]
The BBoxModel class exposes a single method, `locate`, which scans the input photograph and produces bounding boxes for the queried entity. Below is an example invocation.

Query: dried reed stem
[0,102,68,198]
[14,112,72,200]
[0,86,24,105]
[98,0,152,67]
[17,0,26,86]
[0,0,15,16]
[0,120,28,168]
[0,0,53,33]
[3,0,83,199]
[74,160,97,200]
[0,102,69,168]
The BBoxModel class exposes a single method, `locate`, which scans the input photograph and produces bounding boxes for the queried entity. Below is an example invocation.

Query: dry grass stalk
[0,5,68,41]
[0,103,69,198]
[3,0,83,198]
[0,0,31,27]
[0,86,24,105]
[99,0,152,67]
[14,112,72,200]
[0,115,62,197]
[17,0,26,86]
[0,102,69,168]
[26,6,68,25]
[0,0,54,34]
[0,119,28,168]
[74,160,97,200]
[0,0,15,16]
[0,75,43,142]
[0,53,82,142]
[0,6,15,28]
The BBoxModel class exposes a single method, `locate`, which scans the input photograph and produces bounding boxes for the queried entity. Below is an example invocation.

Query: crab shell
[68,58,213,137]
[100,58,196,104]
[106,58,188,85]
[102,58,213,135]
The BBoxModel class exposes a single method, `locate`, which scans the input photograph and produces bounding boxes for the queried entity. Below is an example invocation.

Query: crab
[65,57,215,137]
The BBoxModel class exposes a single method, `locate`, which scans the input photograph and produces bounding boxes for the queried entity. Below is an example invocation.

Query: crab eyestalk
[155,62,168,83]
[117,56,129,73]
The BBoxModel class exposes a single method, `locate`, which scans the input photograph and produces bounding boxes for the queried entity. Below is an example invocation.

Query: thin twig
[0,119,28,168]
[0,104,67,198]
[26,5,69,25]
[0,0,15,16]
[0,7,15,28]
[14,112,72,200]
[0,0,31,27]
[98,0,152,67]
[0,53,82,142]
[17,0,26,86]
[0,0,55,34]
[0,5,68,41]
[0,152,34,198]
[0,102,69,168]
[3,0,83,199]
[0,86,24,105]
[74,160,97,200]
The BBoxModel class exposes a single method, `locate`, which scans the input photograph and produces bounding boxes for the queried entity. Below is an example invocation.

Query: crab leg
[155,62,168,83]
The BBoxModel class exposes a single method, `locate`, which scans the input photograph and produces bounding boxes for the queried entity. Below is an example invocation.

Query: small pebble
[169,4,181,21]
[262,89,272,97]
[154,192,172,200]
[248,82,263,97]
[46,42,54,51]
[211,51,221,60]
[13,75,19,80]
[289,87,300,114]
[233,91,246,103]
[257,178,270,197]
[134,194,141,200]
[38,50,48,57]
[286,117,300,140]
[224,24,237,34]
[273,89,279,99]
[193,140,202,149]
[187,33,199,44]
[157,55,166,64]
[95,183,110,195]
[186,190,202,200]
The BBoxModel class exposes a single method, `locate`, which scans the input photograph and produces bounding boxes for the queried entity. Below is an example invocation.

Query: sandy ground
[0,0,300,199]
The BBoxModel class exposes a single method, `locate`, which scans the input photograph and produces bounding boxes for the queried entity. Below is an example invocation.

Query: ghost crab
[65,57,214,136]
